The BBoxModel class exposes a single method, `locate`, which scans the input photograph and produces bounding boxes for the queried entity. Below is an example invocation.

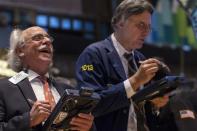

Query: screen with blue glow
[84,21,94,32]
[49,16,59,29]
[0,11,12,24]
[62,18,71,30]
[36,15,48,27]
[73,19,82,31]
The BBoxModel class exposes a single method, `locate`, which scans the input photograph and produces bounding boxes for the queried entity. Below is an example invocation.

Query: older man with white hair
[0,26,94,131]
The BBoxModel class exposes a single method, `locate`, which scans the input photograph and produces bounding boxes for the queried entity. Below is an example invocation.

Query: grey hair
[111,0,154,30]
[7,29,25,72]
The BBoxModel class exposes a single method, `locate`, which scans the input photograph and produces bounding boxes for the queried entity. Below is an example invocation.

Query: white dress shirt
[27,70,60,103]
[111,34,138,131]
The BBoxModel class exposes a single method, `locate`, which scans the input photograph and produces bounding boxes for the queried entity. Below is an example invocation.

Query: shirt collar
[111,33,134,57]
[27,70,49,81]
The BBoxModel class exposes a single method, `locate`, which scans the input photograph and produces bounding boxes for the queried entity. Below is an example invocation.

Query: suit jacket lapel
[17,77,66,107]
[16,78,43,130]
[133,50,146,68]
[16,78,37,108]
[105,37,127,80]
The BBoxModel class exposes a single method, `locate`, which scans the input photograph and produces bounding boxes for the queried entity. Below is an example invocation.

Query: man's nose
[43,36,52,43]
[141,30,150,37]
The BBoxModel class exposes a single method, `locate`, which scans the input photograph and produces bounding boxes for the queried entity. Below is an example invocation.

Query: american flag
[179,110,195,119]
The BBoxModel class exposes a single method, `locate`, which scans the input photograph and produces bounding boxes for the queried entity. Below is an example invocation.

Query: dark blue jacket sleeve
[75,44,130,117]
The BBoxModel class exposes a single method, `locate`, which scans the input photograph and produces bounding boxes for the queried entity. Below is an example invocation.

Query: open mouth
[38,45,52,54]
[39,48,51,54]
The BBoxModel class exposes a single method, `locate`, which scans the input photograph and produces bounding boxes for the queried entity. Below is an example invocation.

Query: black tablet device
[42,87,100,131]
[132,76,185,103]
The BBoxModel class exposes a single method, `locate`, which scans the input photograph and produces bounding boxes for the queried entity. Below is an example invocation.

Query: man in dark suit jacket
[75,0,168,131]
[154,85,197,131]
[169,87,197,131]
[0,76,68,131]
[0,26,94,131]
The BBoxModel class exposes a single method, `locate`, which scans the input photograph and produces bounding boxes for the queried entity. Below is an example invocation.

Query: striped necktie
[124,53,137,76]
[124,53,149,131]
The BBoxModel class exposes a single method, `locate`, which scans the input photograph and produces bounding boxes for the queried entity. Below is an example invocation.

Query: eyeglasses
[27,34,54,43]
[134,21,152,33]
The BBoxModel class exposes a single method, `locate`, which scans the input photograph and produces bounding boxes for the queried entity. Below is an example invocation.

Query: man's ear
[116,19,125,29]
[15,47,25,57]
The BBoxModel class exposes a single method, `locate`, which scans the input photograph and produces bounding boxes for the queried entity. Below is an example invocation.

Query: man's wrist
[129,75,141,91]
[124,79,136,98]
